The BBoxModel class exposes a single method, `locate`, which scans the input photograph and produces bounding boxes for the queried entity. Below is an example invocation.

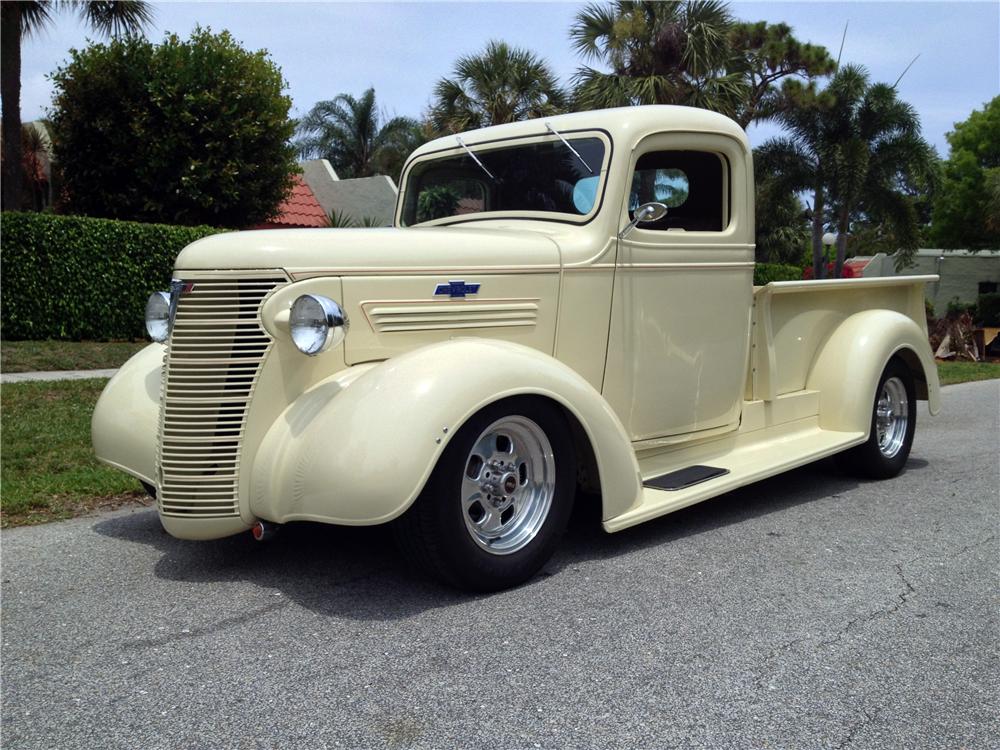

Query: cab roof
[409,105,750,161]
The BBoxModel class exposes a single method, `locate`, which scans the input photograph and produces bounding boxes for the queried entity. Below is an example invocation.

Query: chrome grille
[157,274,287,517]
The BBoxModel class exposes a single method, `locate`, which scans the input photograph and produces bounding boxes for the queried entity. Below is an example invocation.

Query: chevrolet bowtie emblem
[434,280,481,298]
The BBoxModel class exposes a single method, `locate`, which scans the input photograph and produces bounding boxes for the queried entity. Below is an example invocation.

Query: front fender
[806,309,941,435]
[249,339,641,526]
[91,343,164,485]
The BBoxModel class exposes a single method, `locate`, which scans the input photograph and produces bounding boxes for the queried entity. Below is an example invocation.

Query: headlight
[289,294,349,355]
[145,291,171,342]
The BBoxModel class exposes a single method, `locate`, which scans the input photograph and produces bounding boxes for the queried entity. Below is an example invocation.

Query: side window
[629,150,729,232]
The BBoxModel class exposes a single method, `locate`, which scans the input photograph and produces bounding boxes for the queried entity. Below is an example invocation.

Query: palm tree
[754,80,834,277]
[754,162,808,265]
[822,66,935,275]
[430,40,566,133]
[570,1,745,117]
[1,0,153,211]
[296,89,422,180]
[21,121,54,210]
[757,66,934,278]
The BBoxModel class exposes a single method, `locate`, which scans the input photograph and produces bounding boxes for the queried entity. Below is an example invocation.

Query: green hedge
[754,263,802,285]
[1,212,224,341]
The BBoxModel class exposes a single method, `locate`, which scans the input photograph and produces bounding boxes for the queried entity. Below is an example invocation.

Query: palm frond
[569,2,619,62]
[80,0,153,39]
[3,1,54,40]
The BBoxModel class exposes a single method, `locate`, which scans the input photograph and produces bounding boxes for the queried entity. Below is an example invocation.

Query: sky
[16,1,1000,157]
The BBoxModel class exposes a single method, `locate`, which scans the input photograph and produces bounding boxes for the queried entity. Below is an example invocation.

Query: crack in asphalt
[123,600,289,651]
[835,708,882,749]
[819,533,995,649]
[950,534,996,560]
[752,531,997,691]
[819,562,916,648]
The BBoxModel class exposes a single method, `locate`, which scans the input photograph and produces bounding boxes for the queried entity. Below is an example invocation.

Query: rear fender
[249,339,642,526]
[806,309,941,436]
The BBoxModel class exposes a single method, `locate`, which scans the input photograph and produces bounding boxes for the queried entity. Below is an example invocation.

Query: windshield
[401,136,607,225]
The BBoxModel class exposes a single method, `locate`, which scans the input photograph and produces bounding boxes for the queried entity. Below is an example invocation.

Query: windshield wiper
[455,136,496,181]
[545,122,594,174]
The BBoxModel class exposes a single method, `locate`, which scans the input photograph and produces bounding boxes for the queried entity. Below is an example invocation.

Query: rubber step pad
[644,465,730,491]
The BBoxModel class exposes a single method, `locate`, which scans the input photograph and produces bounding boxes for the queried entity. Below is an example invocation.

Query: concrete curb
[0,368,118,384]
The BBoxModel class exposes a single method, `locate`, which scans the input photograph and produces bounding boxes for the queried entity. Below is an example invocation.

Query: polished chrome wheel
[460,415,556,555]
[875,376,909,458]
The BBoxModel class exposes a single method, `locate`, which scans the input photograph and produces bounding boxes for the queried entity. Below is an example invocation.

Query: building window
[978,281,998,295]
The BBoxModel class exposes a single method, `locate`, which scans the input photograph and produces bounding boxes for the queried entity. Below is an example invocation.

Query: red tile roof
[252,174,329,229]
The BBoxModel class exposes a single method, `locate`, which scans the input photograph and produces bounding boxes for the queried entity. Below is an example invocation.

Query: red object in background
[802,263,857,280]
[250,175,329,229]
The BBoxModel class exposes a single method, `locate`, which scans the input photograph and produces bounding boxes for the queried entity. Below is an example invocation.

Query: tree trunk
[834,207,850,278]
[811,182,825,279]
[1,3,23,212]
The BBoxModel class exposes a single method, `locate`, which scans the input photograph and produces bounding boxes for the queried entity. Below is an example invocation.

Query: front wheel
[837,360,917,479]
[393,397,576,592]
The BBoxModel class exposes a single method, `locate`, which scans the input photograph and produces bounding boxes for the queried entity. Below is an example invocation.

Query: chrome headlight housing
[289,294,349,355]
[145,291,172,343]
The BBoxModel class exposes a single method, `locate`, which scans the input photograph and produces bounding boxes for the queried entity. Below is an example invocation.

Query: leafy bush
[931,96,1000,249]
[327,210,381,228]
[802,262,858,280]
[977,292,1000,326]
[416,185,460,223]
[1,212,223,340]
[946,296,977,320]
[754,263,802,285]
[49,27,297,228]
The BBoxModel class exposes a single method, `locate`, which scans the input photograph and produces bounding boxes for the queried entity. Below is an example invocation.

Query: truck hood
[174,226,562,273]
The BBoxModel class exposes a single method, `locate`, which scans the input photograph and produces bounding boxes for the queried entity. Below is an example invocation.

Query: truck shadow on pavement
[93,457,928,621]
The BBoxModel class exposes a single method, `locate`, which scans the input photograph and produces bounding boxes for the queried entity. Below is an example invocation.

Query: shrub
[0,212,224,341]
[49,27,297,228]
[754,263,802,285]
[945,296,977,320]
[978,292,1000,326]
[801,262,857,280]
[416,185,460,223]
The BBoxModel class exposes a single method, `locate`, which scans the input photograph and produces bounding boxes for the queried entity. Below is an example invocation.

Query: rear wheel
[837,360,917,479]
[393,397,576,591]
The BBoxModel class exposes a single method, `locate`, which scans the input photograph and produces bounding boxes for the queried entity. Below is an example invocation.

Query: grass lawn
[1,379,148,527]
[0,357,995,529]
[937,360,1000,386]
[1,340,148,373]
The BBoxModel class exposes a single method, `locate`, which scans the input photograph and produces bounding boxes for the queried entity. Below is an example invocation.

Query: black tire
[836,359,917,479]
[393,396,576,592]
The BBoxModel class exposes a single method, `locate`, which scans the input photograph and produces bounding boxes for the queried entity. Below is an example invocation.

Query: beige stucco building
[856,249,999,310]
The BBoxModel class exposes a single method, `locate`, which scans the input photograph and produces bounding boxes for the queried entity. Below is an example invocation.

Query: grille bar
[157,274,286,518]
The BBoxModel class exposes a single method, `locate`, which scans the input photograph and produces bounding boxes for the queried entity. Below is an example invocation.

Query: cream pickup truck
[93,105,940,591]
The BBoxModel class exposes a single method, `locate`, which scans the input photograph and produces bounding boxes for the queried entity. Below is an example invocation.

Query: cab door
[601,132,755,442]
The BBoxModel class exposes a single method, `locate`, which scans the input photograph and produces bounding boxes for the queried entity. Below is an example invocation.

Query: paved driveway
[2,380,997,749]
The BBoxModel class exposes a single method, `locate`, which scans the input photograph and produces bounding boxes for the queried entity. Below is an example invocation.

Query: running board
[644,465,729,491]
[604,422,866,533]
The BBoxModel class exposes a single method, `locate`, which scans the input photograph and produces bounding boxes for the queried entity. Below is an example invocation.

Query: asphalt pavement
[2,380,997,750]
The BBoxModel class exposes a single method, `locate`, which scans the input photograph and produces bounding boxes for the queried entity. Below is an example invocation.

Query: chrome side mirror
[618,201,668,239]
